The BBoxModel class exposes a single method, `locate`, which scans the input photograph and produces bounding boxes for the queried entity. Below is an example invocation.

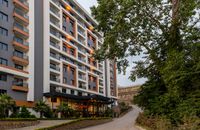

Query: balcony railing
[78,57,86,63]
[13,37,29,46]
[78,47,86,53]
[51,0,60,6]
[50,41,60,49]
[78,29,85,36]
[50,77,60,82]
[14,8,29,20]
[50,19,60,28]
[50,64,60,71]
[50,53,60,60]
[13,51,29,60]
[14,23,29,33]
[79,85,86,89]
[13,81,28,87]
[18,0,29,6]
[78,75,86,80]
[50,30,60,38]
[50,6,60,17]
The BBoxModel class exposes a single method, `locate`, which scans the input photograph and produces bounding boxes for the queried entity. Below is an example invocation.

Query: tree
[33,100,49,118]
[92,0,200,125]
[0,94,15,117]
[57,102,71,118]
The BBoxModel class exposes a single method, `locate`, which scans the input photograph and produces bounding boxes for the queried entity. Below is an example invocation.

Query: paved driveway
[81,105,142,130]
[11,120,72,130]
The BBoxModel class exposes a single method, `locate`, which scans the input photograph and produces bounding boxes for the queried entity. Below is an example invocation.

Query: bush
[17,106,36,118]
[104,108,114,117]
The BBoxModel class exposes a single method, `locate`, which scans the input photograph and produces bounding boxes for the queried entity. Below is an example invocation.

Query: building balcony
[50,77,60,83]
[50,64,60,72]
[12,52,29,66]
[78,57,86,63]
[13,0,29,11]
[50,41,60,50]
[99,82,103,86]
[12,37,29,52]
[13,23,29,38]
[78,75,86,80]
[12,81,28,92]
[79,84,86,89]
[50,53,60,60]
[13,8,29,25]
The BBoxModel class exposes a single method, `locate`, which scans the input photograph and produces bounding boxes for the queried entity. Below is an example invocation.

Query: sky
[76,0,146,87]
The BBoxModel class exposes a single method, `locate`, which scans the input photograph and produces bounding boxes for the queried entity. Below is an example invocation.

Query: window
[0,42,8,51]
[14,50,23,58]
[71,90,74,95]
[14,37,23,44]
[0,73,7,81]
[0,0,8,7]
[70,48,74,56]
[69,20,74,36]
[63,45,67,52]
[51,97,57,102]
[13,78,23,86]
[15,64,23,70]
[70,68,74,74]
[62,88,66,93]
[63,66,67,72]
[0,27,8,36]
[63,77,67,84]
[78,91,82,96]
[0,89,7,94]
[0,11,8,21]
[71,79,74,85]
[0,57,7,65]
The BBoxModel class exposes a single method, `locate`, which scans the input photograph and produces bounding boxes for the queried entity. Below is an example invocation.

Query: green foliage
[33,100,51,118]
[0,94,15,118]
[17,106,36,118]
[118,102,131,114]
[104,108,114,117]
[56,102,73,118]
[92,0,200,127]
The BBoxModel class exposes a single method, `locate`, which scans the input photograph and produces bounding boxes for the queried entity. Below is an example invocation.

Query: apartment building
[0,0,117,114]
[35,0,118,113]
[0,0,35,107]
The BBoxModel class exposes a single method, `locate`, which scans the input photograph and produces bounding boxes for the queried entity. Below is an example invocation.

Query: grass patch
[36,117,112,130]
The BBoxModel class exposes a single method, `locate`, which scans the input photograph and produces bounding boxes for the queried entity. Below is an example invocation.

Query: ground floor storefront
[44,92,116,117]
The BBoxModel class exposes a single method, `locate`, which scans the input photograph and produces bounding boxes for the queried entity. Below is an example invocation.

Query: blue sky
[77,0,146,87]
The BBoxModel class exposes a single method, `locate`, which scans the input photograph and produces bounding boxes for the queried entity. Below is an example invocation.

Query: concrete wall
[34,0,44,101]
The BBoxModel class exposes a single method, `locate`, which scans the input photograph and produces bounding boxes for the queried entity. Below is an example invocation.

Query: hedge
[0,118,37,121]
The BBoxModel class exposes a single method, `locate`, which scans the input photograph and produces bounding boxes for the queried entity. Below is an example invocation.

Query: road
[81,105,142,130]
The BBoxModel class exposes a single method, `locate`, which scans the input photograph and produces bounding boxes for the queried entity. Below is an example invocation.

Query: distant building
[118,85,140,105]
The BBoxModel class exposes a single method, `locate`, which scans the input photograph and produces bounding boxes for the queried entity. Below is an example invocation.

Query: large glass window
[0,73,7,81]
[0,27,8,36]
[0,42,8,51]
[0,11,8,21]
[0,57,7,65]
[0,0,8,7]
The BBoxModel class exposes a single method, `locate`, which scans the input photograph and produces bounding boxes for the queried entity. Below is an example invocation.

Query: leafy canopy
[92,0,200,124]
